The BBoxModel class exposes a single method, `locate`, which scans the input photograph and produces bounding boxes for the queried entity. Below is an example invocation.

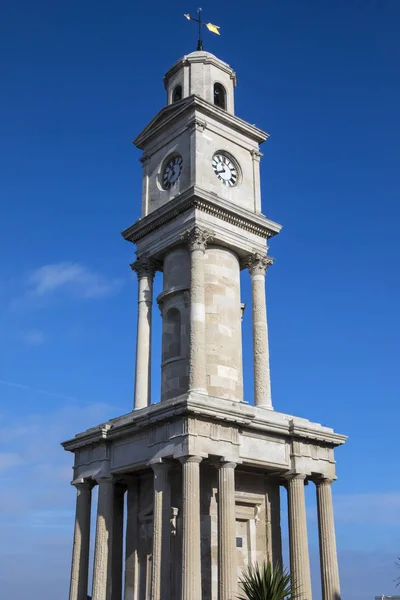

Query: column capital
[130,255,158,279]
[314,476,336,487]
[140,153,152,165]
[242,252,274,276]
[150,459,172,473]
[71,479,94,491]
[285,472,307,483]
[93,474,114,486]
[187,118,207,133]
[181,226,214,252]
[250,149,263,161]
[218,460,237,470]
[178,455,203,465]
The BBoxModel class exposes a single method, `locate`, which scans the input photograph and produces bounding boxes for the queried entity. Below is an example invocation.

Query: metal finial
[184,8,220,51]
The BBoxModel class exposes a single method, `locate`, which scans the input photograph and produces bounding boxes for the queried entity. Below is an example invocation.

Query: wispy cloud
[21,329,45,345]
[27,262,123,299]
[0,401,114,519]
[0,452,25,472]
[334,492,400,525]
[0,378,78,402]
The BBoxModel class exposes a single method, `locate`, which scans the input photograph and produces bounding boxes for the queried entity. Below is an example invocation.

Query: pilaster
[265,480,282,568]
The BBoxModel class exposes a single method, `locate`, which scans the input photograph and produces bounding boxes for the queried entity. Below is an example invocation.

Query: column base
[189,387,208,395]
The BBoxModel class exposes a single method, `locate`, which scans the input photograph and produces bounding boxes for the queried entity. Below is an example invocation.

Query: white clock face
[162,155,183,189]
[212,153,238,187]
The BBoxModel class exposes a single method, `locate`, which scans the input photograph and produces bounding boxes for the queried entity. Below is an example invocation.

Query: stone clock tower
[63,51,346,600]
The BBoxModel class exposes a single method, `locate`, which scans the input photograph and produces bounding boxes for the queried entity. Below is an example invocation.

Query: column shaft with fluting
[92,478,114,600]
[180,456,202,600]
[287,475,312,600]
[131,256,155,409]
[182,227,213,394]
[218,462,237,600]
[316,479,341,600]
[151,462,171,600]
[124,477,139,600]
[69,482,92,600]
[243,253,274,408]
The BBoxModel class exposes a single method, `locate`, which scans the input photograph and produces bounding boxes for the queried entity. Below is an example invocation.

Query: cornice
[134,95,268,149]
[121,187,282,245]
[164,53,236,88]
[62,393,347,453]
[62,424,111,451]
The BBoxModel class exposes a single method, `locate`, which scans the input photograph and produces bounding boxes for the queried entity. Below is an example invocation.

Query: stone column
[131,256,156,409]
[124,477,139,600]
[218,461,237,600]
[112,484,125,600]
[243,253,274,409]
[287,475,312,600]
[151,461,172,600]
[69,481,93,600]
[182,227,213,394]
[92,477,114,600]
[316,478,341,600]
[180,456,203,600]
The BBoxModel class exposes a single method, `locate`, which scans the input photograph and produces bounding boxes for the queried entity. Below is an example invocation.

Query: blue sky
[0,0,399,598]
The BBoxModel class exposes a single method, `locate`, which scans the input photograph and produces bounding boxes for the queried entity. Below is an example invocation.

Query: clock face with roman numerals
[162,155,183,189]
[212,153,238,187]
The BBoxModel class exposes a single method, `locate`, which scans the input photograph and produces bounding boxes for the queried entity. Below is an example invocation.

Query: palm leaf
[238,562,296,600]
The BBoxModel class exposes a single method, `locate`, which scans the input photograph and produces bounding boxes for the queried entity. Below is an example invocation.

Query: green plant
[238,562,296,600]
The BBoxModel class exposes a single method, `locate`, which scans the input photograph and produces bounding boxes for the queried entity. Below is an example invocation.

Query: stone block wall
[160,247,190,402]
[204,246,243,401]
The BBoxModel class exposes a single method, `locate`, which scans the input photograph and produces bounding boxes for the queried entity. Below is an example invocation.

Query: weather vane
[184,8,220,51]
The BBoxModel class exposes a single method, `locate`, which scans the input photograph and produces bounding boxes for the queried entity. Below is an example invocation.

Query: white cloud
[26,262,123,300]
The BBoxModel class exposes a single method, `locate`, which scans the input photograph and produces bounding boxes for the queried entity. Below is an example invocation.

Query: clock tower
[63,50,346,600]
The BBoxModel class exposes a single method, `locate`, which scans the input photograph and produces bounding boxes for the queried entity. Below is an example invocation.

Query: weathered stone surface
[92,478,114,600]
[218,462,237,600]
[316,479,341,600]
[131,256,156,410]
[180,456,203,600]
[69,482,92,600]
[287,475,312,600]
[64,46,346,600]
[151,462,171,600]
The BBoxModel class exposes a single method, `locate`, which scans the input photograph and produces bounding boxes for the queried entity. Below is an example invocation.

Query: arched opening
[214,83,226,109]
[162,308,181,361]
[172,85,182,103]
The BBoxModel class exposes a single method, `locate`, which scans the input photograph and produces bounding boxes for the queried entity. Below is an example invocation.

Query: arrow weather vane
[184,8,220,51]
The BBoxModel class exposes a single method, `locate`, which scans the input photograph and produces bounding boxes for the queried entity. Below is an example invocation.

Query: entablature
[62,392,347,483]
